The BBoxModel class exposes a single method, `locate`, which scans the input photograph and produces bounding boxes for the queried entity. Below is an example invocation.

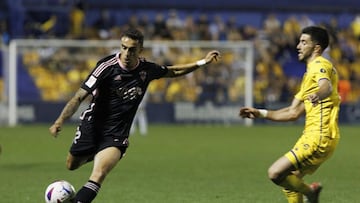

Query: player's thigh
[90,147,122,183]
[286,134,338,173]
[268,156,296,181]
[66,152,94,170]
[93,147,122,173]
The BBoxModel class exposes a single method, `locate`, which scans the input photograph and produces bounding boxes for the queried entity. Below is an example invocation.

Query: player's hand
[307,93,319,106]
[239,107,259,119]
[49,123,62,138]
[205,50,221,64]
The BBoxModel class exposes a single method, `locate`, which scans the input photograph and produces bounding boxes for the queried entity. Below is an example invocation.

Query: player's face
[120,36,142,69]
[296,34,316,63]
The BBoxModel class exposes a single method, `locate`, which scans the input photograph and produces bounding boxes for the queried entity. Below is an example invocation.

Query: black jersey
[80,53,168,138]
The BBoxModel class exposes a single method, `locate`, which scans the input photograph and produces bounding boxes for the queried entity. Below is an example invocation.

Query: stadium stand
[1,0,360,106]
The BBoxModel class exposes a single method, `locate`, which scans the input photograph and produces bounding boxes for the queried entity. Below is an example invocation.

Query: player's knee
[66,156,81,170]
[66,160,79,171]
[267,167,282,184]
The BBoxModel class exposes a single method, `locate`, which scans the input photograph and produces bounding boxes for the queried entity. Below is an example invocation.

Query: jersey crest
[139,71,147,81]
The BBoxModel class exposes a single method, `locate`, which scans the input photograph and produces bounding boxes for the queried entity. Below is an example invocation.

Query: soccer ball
[44,180,76,203]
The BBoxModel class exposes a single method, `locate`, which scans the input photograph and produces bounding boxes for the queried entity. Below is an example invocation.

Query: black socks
[73,180,101,203]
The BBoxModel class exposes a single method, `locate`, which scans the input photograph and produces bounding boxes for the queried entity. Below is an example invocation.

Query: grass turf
[0,124,358,203]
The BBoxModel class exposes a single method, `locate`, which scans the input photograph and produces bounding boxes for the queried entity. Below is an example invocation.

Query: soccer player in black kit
[49,28,220,203]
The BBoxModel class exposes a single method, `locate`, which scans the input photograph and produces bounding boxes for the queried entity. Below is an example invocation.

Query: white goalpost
[5,39,254,126]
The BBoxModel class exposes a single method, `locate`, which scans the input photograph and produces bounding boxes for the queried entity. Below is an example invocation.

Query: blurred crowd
[1,2,360,106]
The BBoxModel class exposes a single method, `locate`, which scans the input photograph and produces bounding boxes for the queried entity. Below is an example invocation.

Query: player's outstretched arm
[239,98,305,122]
[49,88,89,137]
[164,50,220,78]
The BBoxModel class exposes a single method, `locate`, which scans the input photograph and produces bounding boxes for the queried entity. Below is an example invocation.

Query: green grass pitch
[0,124,359,203]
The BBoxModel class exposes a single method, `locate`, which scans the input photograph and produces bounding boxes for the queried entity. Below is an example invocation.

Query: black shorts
[69,123,129,158]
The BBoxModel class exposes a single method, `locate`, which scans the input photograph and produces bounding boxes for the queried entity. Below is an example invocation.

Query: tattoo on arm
[56,89,88,123]
[61,98,81,120]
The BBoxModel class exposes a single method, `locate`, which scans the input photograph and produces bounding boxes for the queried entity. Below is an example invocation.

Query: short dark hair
[301,26,329,52]
[121,28,144,47]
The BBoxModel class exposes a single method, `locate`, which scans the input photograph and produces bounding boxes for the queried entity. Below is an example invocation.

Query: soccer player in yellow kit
[239,26,340,203]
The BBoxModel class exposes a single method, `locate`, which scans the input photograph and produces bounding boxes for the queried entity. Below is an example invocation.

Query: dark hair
[301,26,329,52]
[121,28,144,47]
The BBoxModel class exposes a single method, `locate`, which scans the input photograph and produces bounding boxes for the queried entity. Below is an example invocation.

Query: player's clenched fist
[205,50,221,63]
[49,123,62,137]
[239,107,259,119]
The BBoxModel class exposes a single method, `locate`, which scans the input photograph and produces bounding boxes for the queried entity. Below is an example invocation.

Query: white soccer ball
[44,180,76,203]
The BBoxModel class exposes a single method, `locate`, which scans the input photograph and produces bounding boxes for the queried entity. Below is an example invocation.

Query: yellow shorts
[285,133,339,174]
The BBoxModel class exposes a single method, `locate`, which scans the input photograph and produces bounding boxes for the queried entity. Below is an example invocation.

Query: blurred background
[1,0,360,125]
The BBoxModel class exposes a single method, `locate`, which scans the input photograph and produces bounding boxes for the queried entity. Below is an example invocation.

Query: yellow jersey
[295,56,341,139]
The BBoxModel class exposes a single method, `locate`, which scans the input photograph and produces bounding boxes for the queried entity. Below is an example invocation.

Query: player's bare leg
[89,146,122,183]
[268,156,319,202]
[268,156,295,184]
[72,147,122,203]
[66,152,94,170]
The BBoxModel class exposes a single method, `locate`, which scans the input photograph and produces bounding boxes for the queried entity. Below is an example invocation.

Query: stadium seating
[2,0,360,104]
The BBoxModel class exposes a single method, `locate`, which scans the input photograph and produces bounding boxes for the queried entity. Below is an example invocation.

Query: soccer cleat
[305,182,322,203]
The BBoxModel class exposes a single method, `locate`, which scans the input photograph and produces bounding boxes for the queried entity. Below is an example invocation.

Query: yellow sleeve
[312,60,332,82]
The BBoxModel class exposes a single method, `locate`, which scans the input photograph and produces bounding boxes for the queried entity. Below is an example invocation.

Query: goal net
[4,39,254,126]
